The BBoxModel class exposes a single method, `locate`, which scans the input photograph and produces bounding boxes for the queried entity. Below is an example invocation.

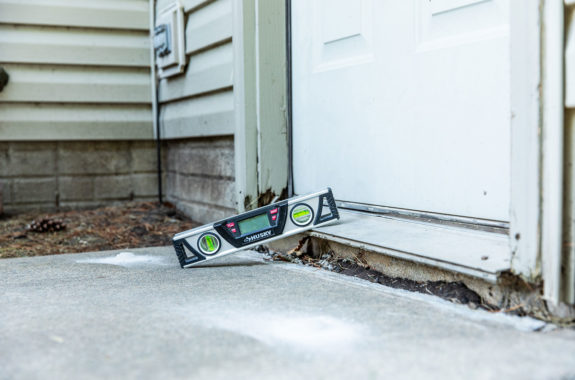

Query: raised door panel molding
[429,0,490,15]
[312,0,375,72]
[416,0,509,52]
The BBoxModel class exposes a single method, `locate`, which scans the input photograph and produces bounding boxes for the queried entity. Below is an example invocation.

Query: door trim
[233,0,289,212]
[540,0,565,304]
[508,1,544,282]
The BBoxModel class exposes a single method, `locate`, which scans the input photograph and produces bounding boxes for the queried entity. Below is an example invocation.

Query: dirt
[0,202,198,258]
[259,240,501,313]
[333,259,488,307]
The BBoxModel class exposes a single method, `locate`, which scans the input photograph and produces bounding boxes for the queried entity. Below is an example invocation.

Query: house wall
[0,0,153,140]
[0,0,235,220]
[0,141,159,213]
[157,0,234,139]
[156,0,236,223]
[0,0,158,213]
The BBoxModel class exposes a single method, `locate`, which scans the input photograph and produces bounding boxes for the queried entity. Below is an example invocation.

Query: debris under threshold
[259,240,496,312]
[1,247,574,379]
[260,236,575,322]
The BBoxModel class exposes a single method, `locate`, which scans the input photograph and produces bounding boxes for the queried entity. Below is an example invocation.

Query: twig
[488,303,524,314]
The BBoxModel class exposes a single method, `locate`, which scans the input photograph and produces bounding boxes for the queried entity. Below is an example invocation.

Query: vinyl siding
[0,0,149,30]
[157,0,236,219]
[157,0,234,139]
[0,0,153,141]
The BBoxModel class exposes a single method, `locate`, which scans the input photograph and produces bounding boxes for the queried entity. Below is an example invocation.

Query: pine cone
[28,217,66,233]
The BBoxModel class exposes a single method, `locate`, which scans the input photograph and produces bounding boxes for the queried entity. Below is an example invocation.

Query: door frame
[233,0,567,303]
[233,0,289,213]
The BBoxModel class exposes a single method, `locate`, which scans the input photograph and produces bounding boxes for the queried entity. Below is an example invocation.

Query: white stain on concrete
[205,312,365,352]
[77,252,166,267]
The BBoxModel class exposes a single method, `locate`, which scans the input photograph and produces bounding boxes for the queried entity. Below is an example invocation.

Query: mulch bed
[0,202,198,258]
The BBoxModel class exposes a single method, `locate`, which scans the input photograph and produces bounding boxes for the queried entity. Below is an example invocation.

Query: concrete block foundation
[165,137,236,224]
[0,141,160,214]
[0,137,237,225]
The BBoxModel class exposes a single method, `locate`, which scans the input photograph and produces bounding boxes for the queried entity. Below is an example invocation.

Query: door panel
[292,0,511,221]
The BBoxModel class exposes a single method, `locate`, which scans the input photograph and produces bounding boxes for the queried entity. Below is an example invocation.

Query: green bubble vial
[199,234,219,254]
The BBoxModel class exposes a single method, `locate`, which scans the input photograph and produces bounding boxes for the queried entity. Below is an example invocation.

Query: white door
[292,0,511,221]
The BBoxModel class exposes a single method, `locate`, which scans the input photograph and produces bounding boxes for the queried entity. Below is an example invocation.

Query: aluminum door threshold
[310,210,511,283]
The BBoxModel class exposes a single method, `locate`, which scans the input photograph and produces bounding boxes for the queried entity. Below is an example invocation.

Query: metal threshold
[310,210,511,283]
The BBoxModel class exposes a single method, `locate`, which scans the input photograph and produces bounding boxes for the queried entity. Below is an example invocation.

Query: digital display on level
[238,213,271,235]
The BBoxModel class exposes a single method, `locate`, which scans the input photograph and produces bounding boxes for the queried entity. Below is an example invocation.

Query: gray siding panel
[185,0,232,54]
[159,42,232,103]
[0,104,153,141]
[0,1,152,141]
[0,25,150,67]
[0,0,149,30]
[161,91,234,138]
[157,0,234,139]
[0,65,151,103]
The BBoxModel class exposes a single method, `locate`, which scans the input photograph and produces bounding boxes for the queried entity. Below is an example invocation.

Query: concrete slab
[1,247,574,380]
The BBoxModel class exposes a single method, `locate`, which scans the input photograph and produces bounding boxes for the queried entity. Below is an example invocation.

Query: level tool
[172,188,339,267]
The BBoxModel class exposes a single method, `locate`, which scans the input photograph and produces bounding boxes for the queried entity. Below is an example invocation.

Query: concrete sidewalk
[1,247,575,380]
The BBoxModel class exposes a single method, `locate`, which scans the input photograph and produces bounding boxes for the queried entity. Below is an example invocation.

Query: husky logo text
[243,230,273,244]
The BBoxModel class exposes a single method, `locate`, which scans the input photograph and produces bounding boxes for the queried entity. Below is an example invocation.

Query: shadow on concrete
[188,260,267,269]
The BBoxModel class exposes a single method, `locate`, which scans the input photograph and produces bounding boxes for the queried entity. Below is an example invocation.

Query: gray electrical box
[154,24,171,57]
[155,1,186,79]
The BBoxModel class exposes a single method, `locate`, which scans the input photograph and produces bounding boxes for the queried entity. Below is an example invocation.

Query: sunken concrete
[1,247,575,379]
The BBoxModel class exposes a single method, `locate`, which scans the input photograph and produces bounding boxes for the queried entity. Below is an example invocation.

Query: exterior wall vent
[155,1,186,79]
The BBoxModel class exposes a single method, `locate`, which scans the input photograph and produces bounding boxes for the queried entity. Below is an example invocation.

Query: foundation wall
[0,141,159,213]
[165,137,236,224]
